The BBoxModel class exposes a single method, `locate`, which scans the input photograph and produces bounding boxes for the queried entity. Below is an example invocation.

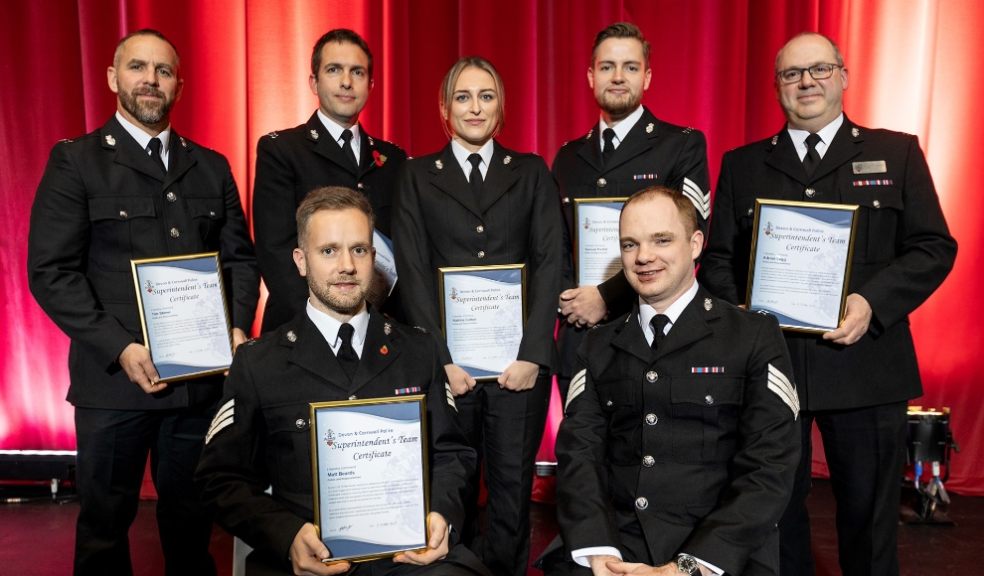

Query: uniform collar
[305,300,370,357]
[450,138,494,180]
[316,109,362,147]
[637,279,699,343]
[597,105,645,150]
[786,113,843,160]
[115,111,171,160]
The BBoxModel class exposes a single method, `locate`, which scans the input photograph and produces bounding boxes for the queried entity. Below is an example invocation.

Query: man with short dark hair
[546,186,799,576]
[28,29,259,575]
[254,28,406,332]
[699,32,957,576]
[197,187,489,576]
[553,22,710,400]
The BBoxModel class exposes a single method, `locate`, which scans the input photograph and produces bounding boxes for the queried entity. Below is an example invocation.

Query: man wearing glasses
[699,32,956,576]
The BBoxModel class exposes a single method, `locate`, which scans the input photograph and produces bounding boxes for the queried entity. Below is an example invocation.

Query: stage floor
[0,479,977,575]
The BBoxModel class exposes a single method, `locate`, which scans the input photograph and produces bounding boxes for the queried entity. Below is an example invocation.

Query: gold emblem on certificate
[438,264,527,380]
[130,252,233,382]
[573,197,627,287]
[746,199,859,332]
[310,396,430,563]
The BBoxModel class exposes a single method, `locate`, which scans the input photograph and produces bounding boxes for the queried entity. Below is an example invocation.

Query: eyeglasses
[776,63,843,85]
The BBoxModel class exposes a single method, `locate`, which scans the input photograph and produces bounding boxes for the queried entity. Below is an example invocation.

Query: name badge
[852,160,887,174]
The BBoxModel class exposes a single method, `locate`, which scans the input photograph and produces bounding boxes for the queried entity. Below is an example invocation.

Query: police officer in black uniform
[28,29,259,576]
[547,187,799,576]
[554,22,710,400]
[197,187,488,576]
[253,29,406,332]
[699,33,956,576]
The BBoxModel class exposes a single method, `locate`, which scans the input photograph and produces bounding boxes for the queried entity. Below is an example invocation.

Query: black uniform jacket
[393,141,564,369]
[552,107,710,309]
[195,310,476,563]
[555,288,799,575]
[28,116,259,410]
[253,113,407,331]
[699,117,957,410]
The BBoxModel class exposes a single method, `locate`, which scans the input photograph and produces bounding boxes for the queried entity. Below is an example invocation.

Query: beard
[308,275,370,316]
[597,90,642,119]
[118,87,173,125]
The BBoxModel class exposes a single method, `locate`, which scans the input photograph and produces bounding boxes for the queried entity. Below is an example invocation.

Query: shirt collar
[638,279,699,343]
[305,300,370,357]
[115,111,171,155]
[450,138,494,179]
[787,113,843,159]
[316,109,361,145]
[598,105,644,150]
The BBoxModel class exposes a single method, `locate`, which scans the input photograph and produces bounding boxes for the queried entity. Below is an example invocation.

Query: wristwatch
[675,553,701,575]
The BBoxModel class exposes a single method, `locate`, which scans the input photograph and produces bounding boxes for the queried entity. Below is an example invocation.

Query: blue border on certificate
[439,265,526,381]
[132,252,233,382]
[310,396,429,563]
[746,200,858,333]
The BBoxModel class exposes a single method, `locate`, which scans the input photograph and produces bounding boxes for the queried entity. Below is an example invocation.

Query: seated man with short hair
[196,186,489,576]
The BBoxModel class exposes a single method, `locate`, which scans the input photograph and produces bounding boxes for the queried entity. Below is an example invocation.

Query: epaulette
[267,131,279,139]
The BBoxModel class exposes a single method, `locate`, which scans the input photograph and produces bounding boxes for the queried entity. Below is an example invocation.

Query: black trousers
[779,401,908,576]
[74,400,218,576]
[456,375,551,576]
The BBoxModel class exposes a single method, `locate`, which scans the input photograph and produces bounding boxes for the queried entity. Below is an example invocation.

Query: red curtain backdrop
[2,0,981,494]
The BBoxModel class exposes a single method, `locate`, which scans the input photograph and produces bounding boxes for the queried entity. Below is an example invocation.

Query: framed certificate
[438,264,527,381]
[310,396,430,563]
[573,197,627,287]
[130,252,234,382]
[746,199,859,333]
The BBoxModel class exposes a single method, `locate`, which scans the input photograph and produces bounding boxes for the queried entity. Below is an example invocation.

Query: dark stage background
[2,0,981,494]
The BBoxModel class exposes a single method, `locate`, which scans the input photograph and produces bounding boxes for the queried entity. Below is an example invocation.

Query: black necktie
[148,137,166,175]
[650,314,670,352]
[803,132,822,177]
[336,323,359,381]
[341,129,359,170]
[602,128,616,165]
[468,153,483,203]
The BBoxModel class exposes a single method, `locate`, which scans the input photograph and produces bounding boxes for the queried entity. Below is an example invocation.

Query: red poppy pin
[379,345,389,356]
[372,150,387,167]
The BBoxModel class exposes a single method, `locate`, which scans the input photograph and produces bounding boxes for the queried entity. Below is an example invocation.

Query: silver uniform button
[209,210,216,217]
[349,395,357,401]
[294,418,305,429]
[747,207,754,216]
[646,370,658,383]
[170,227,180,238]
[635,497,648,510]
[597,177,607,188]
[705,395,714,405]
[873,199,881,208]
[642,455,655,467]
[645,413,658,425]
[357,182,365,189]
[477,250,486,259]
[606,400,613,407]
[119,210,128,219]
[166,191,177,202]
[805,187,816,198]
[476,225,485,234]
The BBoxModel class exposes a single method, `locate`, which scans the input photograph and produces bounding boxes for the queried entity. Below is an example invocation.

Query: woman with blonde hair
[393,56,563,576]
